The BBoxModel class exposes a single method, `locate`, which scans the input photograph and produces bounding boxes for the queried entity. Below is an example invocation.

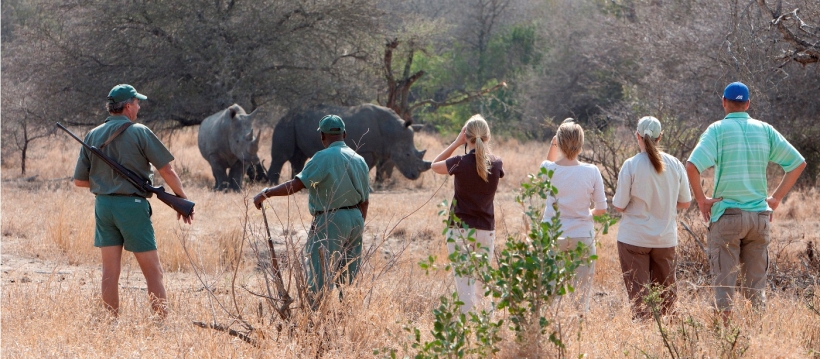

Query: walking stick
[261,206,293,321]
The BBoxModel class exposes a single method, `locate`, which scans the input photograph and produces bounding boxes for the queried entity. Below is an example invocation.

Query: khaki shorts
[707,208,771,311]
[94,195,156,253]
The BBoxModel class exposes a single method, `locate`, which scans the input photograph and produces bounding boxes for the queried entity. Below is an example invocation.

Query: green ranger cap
[108,84,147,103]
[317,114,345,134]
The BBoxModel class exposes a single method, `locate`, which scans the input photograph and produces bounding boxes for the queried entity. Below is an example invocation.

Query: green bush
[393,167,598,358]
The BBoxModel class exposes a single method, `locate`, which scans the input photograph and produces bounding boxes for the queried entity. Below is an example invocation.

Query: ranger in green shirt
[73,84,194,318]
[254,114,370,305]
[686,81,805,320]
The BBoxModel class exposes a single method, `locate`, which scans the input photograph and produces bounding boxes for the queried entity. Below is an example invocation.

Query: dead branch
[409,82,508,113]
[192,321,259,347]
[758,0,820,65]
[680,221,707,256]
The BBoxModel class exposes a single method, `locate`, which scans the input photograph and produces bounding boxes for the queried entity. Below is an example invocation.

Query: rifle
[56,122,195,218]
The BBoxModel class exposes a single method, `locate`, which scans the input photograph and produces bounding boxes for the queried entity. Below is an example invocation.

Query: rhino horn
[252,129,261,146]
[249,107,259,117]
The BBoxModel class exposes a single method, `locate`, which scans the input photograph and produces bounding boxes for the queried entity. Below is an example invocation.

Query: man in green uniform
[254,114,370,304]
[74,84,194,318]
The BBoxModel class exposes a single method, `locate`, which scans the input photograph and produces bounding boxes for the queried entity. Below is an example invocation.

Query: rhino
[267,104,431,184]
[198,104,261,191]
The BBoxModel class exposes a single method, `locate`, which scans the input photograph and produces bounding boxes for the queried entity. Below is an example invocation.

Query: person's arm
[685,161,721,222]
[546,136,561,162]
[766,161,806,213]
[590,167,608,216]
[359,198,369,221]
[431,126,467,175]
[611,160,631,214]
[253,178,306,209]
[157,162,194,224]
[676,201,691,209]
[74,179,90,188]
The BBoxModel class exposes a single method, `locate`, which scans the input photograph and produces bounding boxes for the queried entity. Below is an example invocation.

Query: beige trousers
[708,208,771,311]
[446,228,495,313]
[557,236,596,313]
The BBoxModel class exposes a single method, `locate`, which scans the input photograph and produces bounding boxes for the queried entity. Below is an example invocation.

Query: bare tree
[2,0,383,130]
[756,0,820,65]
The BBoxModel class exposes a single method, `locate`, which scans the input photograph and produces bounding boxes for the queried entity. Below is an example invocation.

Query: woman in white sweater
[542,119,607,313]
[612,116,691,319]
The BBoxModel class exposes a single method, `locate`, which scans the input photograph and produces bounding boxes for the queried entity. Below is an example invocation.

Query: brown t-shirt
[446,151,504,230]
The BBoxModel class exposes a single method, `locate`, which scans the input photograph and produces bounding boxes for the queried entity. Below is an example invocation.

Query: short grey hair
[107,98,133,114]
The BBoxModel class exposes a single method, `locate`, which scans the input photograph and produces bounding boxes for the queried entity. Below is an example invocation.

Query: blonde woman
[431,114,505,313]
[542,118,607,313]
[613,116,691,319]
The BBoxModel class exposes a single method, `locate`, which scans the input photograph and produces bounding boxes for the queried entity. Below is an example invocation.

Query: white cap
[637,116,662,138]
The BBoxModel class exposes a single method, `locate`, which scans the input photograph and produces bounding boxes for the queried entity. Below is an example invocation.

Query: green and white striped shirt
[688,112,804,222]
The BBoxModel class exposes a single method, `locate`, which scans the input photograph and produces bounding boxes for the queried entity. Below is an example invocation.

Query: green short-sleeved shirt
[73,116,174,197]
[295,141,370,216]
[687,112,804,222]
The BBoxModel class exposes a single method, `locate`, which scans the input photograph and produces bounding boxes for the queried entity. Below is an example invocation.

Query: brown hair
[556,118,584,160]
[465,114,493,182]
[642,134,665,173]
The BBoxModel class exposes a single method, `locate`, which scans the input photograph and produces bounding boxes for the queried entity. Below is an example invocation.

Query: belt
[105,193,145,198]
[314,204,360,216]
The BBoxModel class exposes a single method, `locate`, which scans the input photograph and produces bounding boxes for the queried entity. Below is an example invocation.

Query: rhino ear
[230,108,241,121]
[403,119,412,128]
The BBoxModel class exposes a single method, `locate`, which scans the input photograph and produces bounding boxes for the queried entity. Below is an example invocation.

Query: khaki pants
[446,228,495,314]
[708,208,771,311]
[617,242,676,319]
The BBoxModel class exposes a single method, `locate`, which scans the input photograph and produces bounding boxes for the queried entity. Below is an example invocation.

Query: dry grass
[2,126,818,358]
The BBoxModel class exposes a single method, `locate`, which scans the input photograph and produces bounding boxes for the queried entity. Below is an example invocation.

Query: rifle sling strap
[100,121,134,149]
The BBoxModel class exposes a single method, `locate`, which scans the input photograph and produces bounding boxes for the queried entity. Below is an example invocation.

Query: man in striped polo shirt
[686,82,806,321]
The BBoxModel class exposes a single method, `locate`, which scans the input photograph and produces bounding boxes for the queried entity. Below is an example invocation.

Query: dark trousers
[617,241,677,319]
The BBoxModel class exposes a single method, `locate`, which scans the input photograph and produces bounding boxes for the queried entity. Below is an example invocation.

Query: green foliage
[397,167,598,357]
[408,24,544,136]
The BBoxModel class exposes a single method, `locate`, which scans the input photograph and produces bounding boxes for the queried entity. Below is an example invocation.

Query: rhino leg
[267,152,290,185]
[290,151,307,179]
[376,160,395,183]
[210,162,230,191]
[227,161,245,192]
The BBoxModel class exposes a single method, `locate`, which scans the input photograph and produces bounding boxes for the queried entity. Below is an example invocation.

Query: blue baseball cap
[723,82,749,102]
[317,115,345,134]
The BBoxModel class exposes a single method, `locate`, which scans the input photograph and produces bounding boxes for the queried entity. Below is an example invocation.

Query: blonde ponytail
[474,136,491,182]
[465,115,493,182]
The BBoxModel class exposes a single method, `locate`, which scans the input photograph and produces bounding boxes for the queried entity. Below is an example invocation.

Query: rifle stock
[57,122,195,218]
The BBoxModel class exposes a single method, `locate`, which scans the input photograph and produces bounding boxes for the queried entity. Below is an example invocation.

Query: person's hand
[177,208,194,225]
[454,126,468,146]
[765,196,780,222]
[696,196,722,222]
[253,189,268,210]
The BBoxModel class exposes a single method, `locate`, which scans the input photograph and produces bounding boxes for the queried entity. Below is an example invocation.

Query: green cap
[317,115,345,134]
[108,84,147,103]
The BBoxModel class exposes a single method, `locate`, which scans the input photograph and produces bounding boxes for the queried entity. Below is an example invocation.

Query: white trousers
[446,228,495,314]
[557,236,596,313]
